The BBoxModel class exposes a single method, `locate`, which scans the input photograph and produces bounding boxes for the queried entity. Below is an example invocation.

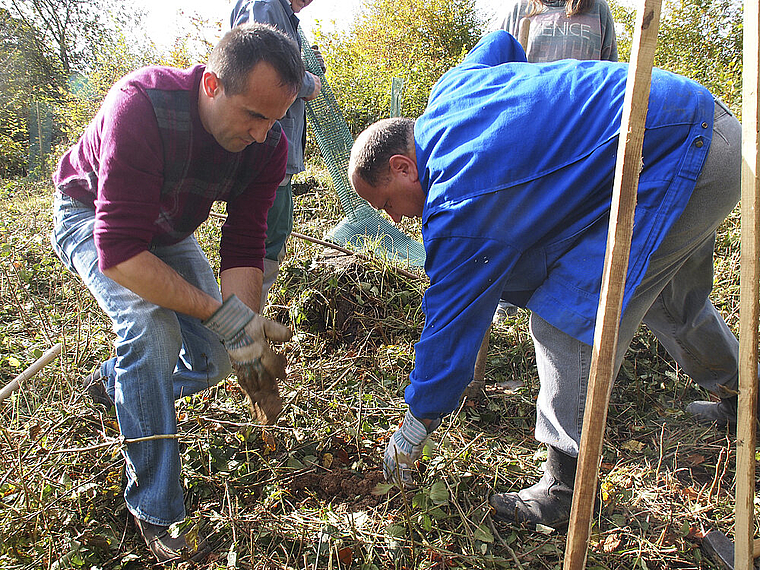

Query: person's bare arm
[220,266,263,312]
[103,250,222,319]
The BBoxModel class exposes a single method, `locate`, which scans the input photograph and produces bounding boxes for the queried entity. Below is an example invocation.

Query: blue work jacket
[408,31,715,419]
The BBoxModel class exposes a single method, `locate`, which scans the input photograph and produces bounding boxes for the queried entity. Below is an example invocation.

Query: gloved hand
[233,359,283,424]
[384,410,441,485]
[311,44,327,74]
[204,294,292,380]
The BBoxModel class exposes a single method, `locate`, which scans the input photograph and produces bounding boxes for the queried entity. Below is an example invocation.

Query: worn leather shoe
[686,395,760,433]
[134,516,211,563]
[82,367,113,408]
[686,395,737,429]
[490,446,576,530]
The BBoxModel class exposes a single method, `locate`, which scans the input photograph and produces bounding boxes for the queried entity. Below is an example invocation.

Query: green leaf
[473,524,494,543]
[429,507,446,521]
[421,513,432,531]
[287,456,305,469]
[429,480,449,505]
[385,524,406,538]
[372,482,395,496]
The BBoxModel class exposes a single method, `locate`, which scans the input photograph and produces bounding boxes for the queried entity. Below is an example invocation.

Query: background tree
[0,7,62,177]
[314,0,486,133]
[0,0,158,177]
[610,0,742,112]
[2,0,147,75]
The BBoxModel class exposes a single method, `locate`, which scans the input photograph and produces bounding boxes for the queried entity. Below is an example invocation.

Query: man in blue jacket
[348,30,743,530]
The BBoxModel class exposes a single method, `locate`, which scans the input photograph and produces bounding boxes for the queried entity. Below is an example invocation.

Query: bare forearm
[220,266,264,312]
[103,251,221,320]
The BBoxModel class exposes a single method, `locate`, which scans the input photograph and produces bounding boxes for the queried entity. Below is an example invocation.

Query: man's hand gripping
[384,410,441,486]
[204,294,292,424]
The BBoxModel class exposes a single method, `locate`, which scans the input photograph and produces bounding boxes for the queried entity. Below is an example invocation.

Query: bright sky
[136,0,503,50]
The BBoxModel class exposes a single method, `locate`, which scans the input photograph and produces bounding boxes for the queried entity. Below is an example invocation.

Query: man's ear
[389,154,418,181]
[201,71,222,98]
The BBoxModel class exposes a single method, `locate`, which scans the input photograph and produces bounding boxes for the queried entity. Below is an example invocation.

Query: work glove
[384,409,442,486]
[232,359,283,424]
[204,293,292,382]
[311,44,327,74]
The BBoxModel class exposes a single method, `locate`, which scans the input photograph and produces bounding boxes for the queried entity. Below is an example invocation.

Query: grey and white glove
[384,410,441,485]
[203,294,292,379]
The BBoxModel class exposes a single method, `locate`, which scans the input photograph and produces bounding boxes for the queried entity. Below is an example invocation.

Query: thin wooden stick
[467,20,533,394]
[518,17,531,53]
[735,0,760,564]
[563,0,661,568]
[0,343,62,405]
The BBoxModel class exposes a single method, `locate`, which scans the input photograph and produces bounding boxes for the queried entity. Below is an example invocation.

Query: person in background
[493,0,618,63]
[230,0,323,308]
[348,31,742,531]
[50,24,301,562]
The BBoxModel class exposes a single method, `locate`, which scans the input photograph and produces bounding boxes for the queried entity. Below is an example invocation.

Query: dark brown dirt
[286,468,389,510]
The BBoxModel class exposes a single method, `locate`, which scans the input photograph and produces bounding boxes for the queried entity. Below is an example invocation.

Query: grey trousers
[532,100,742,456]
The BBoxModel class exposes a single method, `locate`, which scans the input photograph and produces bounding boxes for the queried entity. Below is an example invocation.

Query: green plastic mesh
[300,30,425,267]
[390,77,404,118]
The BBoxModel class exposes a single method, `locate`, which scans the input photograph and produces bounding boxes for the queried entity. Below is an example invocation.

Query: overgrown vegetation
[0,0,753,567]
[0,164,751,569]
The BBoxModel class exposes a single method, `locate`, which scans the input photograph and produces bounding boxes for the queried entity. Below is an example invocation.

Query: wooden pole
[562,1,661,568]
[0,343,62,405]
[735,0,760,564]
[468,22,532,394]
[517,17,531,53]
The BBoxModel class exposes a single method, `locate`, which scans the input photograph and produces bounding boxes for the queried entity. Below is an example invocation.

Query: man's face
[200,62,297,153]
[290,0,314,13]
[351,165,425,223]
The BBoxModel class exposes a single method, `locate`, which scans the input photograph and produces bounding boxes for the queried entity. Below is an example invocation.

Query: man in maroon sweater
[51,24,303,562]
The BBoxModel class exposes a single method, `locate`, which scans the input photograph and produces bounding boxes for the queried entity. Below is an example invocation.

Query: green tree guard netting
[299,30,426,267]
[390,77,404,118]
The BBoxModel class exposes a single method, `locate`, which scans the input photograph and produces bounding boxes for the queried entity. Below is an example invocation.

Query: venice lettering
[537,22,592,40]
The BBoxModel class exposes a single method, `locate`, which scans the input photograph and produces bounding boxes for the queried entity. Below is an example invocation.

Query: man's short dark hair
[208,23,304,97]
[350,117,416,187]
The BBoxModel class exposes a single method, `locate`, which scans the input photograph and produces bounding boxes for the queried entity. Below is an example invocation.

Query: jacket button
[695,139,704,148]
[702,122,708,128]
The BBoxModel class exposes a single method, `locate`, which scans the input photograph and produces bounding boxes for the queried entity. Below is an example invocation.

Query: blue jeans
[532,100,743,456]
[51,193,232,525]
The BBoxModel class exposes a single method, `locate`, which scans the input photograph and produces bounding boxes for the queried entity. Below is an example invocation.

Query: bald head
[349,118,416,189]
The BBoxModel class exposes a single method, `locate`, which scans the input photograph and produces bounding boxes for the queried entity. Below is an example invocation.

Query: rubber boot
[686,394,736,428]
[489,446,576,530]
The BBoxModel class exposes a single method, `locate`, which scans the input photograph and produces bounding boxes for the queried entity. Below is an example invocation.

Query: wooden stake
[467,23,532,395]
[518,17,531,53]
[563,1,661,568]
[735,0,760,565]
[0,343,62,405]
[467,323,492,396]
